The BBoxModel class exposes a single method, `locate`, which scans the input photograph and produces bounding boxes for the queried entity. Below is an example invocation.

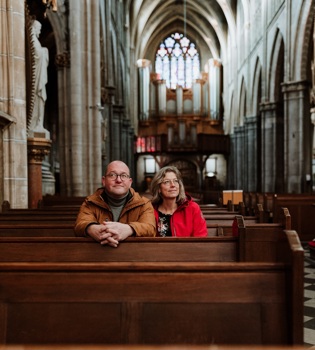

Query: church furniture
[0,232,304,345]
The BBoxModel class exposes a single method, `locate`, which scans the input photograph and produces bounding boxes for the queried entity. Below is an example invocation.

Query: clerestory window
[155,32,200,89]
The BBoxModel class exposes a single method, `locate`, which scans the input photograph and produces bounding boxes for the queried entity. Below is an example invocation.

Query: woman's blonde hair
[150,166,186,205]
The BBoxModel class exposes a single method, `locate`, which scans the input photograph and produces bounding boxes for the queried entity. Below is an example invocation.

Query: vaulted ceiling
[128,0,243,69]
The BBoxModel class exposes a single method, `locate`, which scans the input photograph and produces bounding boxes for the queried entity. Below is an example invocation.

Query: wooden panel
[0,262,291,345]
[0,237,238,262]
[0,232,304,345]
[0,223,75,237]
[272,194,315,241]
[0,345,309,350]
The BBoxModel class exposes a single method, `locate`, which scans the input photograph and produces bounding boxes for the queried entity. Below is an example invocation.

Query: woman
[150,166,208,237]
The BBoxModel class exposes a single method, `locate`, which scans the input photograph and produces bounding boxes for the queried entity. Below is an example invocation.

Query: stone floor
[303,243,315,347]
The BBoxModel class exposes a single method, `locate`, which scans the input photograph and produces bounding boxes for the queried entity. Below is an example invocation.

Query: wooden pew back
[0,231,304,345]
[38,195,86,208]
[0,223,75,237]
[0,237,238,262]
[236,213,292,262]
[272,194,315,241]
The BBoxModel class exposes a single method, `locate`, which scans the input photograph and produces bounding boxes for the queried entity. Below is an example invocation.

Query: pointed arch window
[155,32,200,89]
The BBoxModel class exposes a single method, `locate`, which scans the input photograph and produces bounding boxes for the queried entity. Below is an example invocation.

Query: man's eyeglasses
[105,173,130,181]
[161,179,179,186]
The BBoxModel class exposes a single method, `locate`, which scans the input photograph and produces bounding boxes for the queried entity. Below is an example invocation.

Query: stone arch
[46,3,68,55]
[251,58,262,190]
[268,29,285,192]
[238,77,246,127]
[109,29,118,94]
[268,29,284,102]
[227,92,235,134]
[292,0,315,81]
[252,57,262,115]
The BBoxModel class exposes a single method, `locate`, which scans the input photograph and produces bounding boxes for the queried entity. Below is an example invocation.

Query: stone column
[244,116,258,191]
[1,1,28,209]
[282,80,311,193]
[68,0,102,195]
[260,102,277,192]
[227,134,236,189]
[55,51,71,195]
[234,126,245,189]
[27,137,52,208]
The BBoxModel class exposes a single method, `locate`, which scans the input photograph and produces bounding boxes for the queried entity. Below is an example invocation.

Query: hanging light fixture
[183,0,187,38]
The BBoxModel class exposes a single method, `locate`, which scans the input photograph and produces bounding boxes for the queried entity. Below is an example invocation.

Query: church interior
[0,0,315,348]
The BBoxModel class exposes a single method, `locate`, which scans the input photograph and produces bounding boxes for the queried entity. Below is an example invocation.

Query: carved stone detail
[55,51,71,68]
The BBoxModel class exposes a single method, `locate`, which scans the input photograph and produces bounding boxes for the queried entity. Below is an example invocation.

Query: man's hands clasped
[86,221,134,248]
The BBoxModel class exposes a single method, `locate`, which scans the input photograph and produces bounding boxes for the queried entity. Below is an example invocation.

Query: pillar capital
[55,51,70,68]
[259,101,278,112]
[27,137,52,164]
[281,80,309,93]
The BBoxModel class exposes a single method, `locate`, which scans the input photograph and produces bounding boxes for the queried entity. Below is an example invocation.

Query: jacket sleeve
[128,199,156,237]
[74,200,100,237]
[191,202,208,237]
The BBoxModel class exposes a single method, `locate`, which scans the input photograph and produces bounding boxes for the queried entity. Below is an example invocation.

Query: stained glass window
[155,33,200,89]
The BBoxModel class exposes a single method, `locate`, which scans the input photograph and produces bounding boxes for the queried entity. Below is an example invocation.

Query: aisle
[304,245,315,347]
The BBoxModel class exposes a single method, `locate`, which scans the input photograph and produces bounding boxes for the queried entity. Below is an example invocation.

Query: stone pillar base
[27,137,52,208]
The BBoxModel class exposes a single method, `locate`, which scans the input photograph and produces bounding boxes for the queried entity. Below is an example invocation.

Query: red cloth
[153,195,208,237]
[308,240,315,248]
[232,217,239,237]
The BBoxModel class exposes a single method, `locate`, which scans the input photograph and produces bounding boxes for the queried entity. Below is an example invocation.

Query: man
[74,160,156,247]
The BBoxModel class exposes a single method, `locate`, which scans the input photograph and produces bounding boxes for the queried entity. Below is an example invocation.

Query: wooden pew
[0,203,78,236]
[236,213,292,262]
[204,214,257,224]
[201,202,251,217]
[0,237,238,262]
[38,195,86,208]
[0,204,290,238]
[0,214,76,223]
[272,194,315,241]
[205,214,258,236]
[206,206,291,238]
[0,213,75,222]
[1,206,78,215]
[1,199,82,212]
[0,222,75,237]
[0,346,308,350]
[201,208,239,215]
[0,232,304,345]
[0,344,307,350]
[263,192,275,221]
[189,191,204,203]
[243,191,258,216]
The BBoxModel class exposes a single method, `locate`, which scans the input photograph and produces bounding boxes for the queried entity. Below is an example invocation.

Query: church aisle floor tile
[304,245,315,347]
